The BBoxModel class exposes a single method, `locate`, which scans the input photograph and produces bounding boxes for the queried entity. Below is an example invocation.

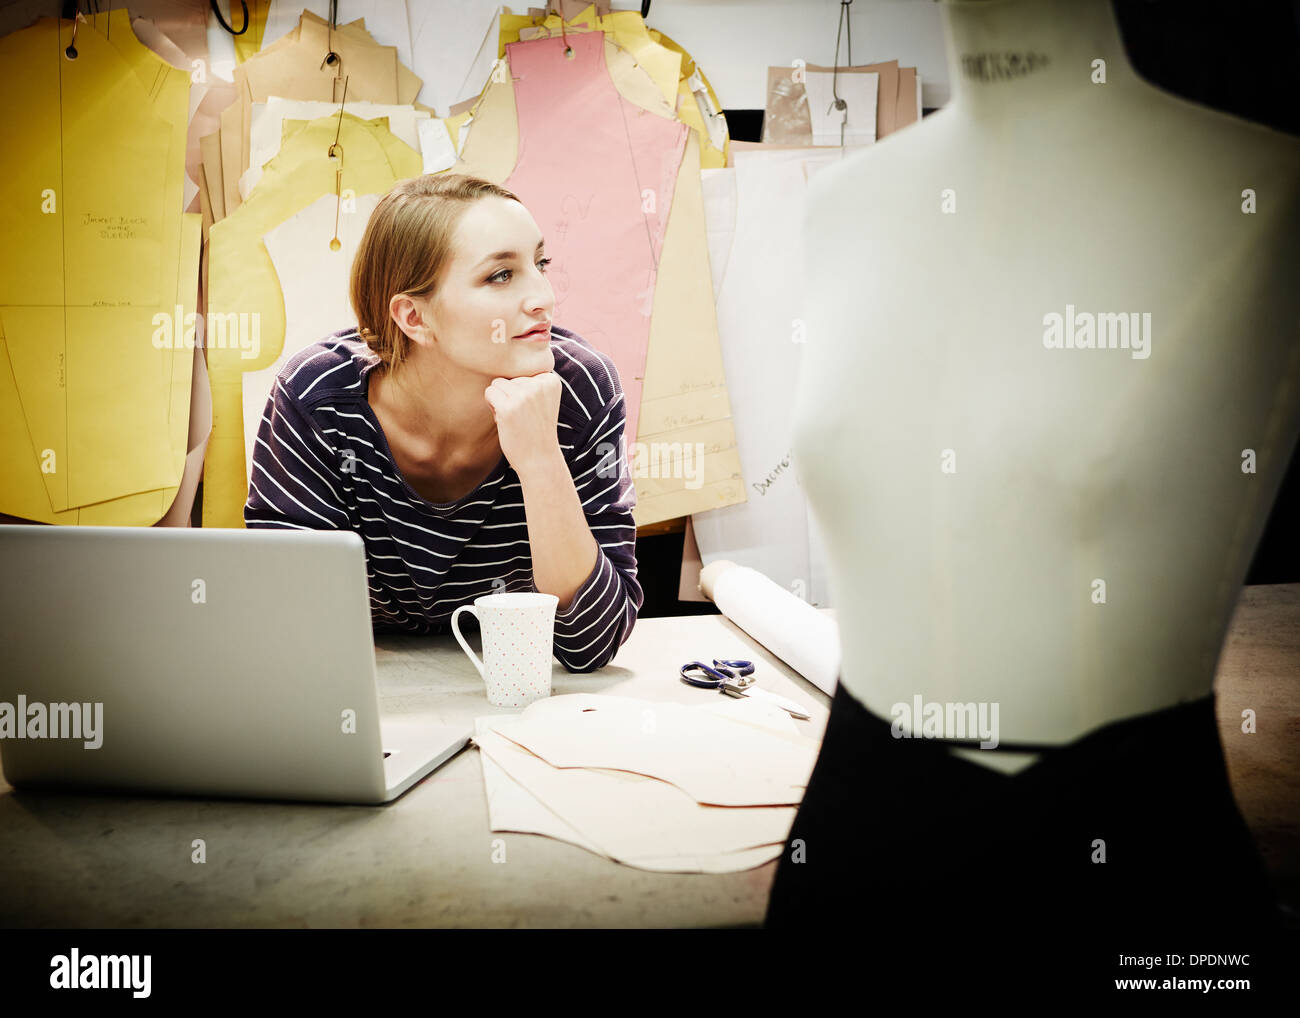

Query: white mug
[451,592,559,707]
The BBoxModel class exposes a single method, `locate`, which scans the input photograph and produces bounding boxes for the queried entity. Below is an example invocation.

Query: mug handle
[451,605,484,677]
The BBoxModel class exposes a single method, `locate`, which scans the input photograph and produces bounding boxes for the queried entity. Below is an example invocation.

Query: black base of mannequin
[766,683,1282,959]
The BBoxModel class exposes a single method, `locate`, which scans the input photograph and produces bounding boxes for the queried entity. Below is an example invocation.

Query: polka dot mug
[451,592,559,707]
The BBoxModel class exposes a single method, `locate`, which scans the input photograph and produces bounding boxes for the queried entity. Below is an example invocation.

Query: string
[829,0,854,151]
[329,75,349,251]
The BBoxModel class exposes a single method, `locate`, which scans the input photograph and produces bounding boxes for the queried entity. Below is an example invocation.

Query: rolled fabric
[698,561,840,695]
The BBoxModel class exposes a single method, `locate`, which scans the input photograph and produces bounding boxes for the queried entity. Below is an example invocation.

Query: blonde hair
[350,173,522,375]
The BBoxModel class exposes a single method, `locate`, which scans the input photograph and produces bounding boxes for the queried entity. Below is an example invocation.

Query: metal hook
[328,75,349,252]
[63,7,82,60]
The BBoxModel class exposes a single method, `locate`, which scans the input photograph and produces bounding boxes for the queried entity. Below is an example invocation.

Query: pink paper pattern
[504,31,688,446]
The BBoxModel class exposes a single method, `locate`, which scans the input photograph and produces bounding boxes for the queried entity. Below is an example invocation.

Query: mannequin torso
[792,0,1300,771]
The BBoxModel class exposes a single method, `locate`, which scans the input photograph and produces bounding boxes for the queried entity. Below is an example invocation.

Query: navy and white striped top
[243,325,643,673]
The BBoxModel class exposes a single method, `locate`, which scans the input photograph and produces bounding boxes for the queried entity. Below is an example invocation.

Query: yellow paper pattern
[0,213,201,525]
[233,0,273,66]
[0,14,196,520]
[203,112,421,528]
[0,17,170,308]
[634,133,745,526]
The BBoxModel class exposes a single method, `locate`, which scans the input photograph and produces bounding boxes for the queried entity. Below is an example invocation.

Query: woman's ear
[389,294,425,340]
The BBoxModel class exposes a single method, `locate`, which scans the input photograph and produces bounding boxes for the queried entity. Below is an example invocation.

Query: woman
[244,173,643,673]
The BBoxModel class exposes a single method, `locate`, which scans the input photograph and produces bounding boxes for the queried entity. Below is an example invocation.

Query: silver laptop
[0,525,470,804]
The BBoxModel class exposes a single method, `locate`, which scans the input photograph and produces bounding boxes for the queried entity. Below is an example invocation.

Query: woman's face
[398,196,557,379]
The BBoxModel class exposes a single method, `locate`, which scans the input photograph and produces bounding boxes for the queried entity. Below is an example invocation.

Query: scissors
[679,659,811,720]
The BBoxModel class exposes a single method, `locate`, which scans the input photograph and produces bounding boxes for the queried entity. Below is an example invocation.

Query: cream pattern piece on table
[488,694,818,807]
[473,694,799,872]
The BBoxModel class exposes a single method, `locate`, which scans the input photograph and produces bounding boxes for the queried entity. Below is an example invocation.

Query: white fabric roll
[703,562,840,695]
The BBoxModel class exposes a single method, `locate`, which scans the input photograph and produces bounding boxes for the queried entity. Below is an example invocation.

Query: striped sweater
[243,325,643,673]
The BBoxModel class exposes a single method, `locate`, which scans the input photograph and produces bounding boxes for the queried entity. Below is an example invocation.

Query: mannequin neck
[942,0,1139,116]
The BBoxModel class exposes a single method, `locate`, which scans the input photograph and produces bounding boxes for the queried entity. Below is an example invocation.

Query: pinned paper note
[418,117,458,173]
[804,70,878,147]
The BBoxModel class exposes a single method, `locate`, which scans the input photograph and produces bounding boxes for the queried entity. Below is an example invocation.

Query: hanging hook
[63,3,83,60]
[828,0,854,152]
[328,75,350,252]
[322,0,341,72]
[209,0,249,36]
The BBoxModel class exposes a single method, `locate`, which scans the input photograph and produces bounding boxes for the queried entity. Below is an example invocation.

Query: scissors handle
[680,661,731,688]
[680,660,757,689]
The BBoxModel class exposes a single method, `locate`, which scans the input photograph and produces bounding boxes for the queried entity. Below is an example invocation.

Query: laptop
[0,525,470,804]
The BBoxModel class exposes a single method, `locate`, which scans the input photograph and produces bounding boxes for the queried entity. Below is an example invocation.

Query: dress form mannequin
[792,0,1300,775]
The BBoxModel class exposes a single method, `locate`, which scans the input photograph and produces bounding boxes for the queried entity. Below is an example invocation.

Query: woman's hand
[483,371,563,477]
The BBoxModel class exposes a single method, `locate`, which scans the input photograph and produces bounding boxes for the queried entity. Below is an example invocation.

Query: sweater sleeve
[244,378,352,531]
[540,390,644,673]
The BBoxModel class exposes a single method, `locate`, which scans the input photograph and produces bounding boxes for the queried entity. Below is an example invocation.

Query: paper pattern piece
[0,13,200,524]
[408,0,502,113]
[264,0,500,114]
[633,133,746,525]
[454,22,741,525]
[691,149,840,604]
[242,97,430,199]
[119,6,207,216]
[223,11,421,216]
[204,112,420,528]
[243,191,380,487]
[488,695,818,807]
[501,8,727,170]
[501,31,688,455]
[0,17,170,308]
[764,61,915,145]
[898,66,920,131]
[262,1,414,80]
[473,693,801,872]
[646,26,728,170]
[232,0,272,66]
[804,70,878,147]
[699,167,738,301]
